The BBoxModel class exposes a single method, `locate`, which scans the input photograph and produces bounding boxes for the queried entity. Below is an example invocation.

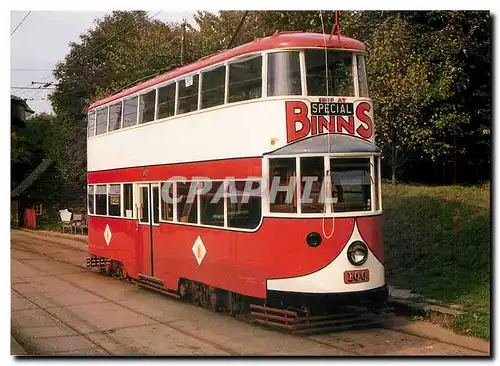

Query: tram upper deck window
[139,89,156,124]
[95,107,108,135]
[305,49,354,96]
[177,74,199,115]
[157,83,175,119]
[109,101,122,131]
[330,158,371,212]
[123,96,138,128]
[357,55,369,97]
[267,52,302,96]
[228,55,262,103]
[87,111,96,138]
[201,65,226,109]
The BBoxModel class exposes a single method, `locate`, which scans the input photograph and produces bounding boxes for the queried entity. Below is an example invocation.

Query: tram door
[137,183,160,277]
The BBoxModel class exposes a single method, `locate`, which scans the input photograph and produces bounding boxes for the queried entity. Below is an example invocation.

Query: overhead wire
[11,11,31,36]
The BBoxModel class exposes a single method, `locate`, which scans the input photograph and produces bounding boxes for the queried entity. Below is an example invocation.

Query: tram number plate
[344,269,370,284]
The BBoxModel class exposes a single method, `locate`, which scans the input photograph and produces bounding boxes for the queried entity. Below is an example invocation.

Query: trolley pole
[180,19,186,65]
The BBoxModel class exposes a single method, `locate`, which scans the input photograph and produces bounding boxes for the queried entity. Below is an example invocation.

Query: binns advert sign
[285,98,374,144]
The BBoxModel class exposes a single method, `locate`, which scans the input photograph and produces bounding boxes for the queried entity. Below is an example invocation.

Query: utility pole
[180,19,186,65]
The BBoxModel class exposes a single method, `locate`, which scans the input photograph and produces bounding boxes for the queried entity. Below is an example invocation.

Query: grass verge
[382,183,490,339]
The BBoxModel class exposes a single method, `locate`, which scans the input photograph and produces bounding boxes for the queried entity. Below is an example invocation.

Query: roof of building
[11,159,54,198]
[11,95,35,114]
[89,32,366,110]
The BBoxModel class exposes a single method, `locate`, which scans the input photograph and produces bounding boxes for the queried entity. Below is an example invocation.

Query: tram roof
[89,32,366,110]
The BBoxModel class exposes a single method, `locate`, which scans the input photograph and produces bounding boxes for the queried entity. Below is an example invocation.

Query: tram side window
[95,107,108,135]
[228,55,262,103]
[305,49,354,97]
[109,102,122,131]
[108,184,121,217]
[123,97,138,128]
[160,182,174,221]
[269,158,297,213]
[139,90,156,124]
[87,111,96,138]
[177,182,198,224]
[200,181,224,227]
[330,158,371,212]
[95,185,107,215]
[177,75,199,115]
[357,55,369,97]
[87,185,95,214]
[227,180,262,229]
[201,65,226,109]
[267,52,302,96]
[157,83,176,119]
[123,183,134,218]
[300,157,324,213]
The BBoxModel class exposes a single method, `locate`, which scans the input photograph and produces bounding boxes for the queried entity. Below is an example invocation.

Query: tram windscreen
[305,50,354,97]
[330,158,372,212]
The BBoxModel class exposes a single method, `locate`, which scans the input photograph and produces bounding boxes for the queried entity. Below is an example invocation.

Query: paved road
[11,230,490,356]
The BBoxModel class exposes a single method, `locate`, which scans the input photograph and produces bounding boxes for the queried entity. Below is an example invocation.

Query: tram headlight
[306,232,322,248]
[347,241,368,266]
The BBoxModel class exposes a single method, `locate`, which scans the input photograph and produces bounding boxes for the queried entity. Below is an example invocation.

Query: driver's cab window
[269,158,297,213]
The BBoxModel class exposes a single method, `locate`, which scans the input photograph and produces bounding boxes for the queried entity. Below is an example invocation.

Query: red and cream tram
[86,31,387,317]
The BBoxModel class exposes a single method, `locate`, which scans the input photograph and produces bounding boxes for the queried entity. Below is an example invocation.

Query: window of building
[88,185,95,214]
[95,107,108,135]
[228,55,262,103]
[357,55,369,97]
[123,97,138,128]
[87,111,96,138]
[330,158,372,212]
[201,65,226,109]
[108,102,122,131]
[139,90,156,124]
[200,181,224,227]
[227,180,262,229]
[95,185,107,215]
[177,181,198,224]
[157,83,176,119]
[305,49,354,96]
[123,183,134,218]
[33,203,43,216]
[267,52,302,96]
[177,75,199,115]
[160,182,174,221]
[108,184,121,217]
[300,157,325,213]
[269,158,297,213]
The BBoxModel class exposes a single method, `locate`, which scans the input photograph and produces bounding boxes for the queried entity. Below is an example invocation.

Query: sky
[10,11,196,115]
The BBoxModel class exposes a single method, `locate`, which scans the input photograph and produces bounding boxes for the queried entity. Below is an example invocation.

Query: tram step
[138,273,164,285]
[134,278,180,299]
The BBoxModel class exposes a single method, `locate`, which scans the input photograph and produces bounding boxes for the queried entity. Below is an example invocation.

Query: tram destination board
[310,102,354,116]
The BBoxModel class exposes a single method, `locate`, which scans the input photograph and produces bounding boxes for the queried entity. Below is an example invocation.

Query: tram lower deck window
[330,158,371,212]
[123,183,134,218]
[269,158,297,213]
[108,184,121,217]
[227,180,261,229]
[95,185,107,215]
[87,185,95,214]
[177,182,198,224]
[200,181,224,227]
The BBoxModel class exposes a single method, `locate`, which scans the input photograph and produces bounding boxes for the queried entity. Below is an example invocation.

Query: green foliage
[383,183,490,339]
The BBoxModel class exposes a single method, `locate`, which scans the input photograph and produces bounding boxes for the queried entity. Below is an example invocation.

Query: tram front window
[330,158,371,212]
[305,49,354,97]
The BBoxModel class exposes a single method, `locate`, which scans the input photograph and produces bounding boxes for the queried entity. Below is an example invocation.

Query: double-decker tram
[86,31,388,331]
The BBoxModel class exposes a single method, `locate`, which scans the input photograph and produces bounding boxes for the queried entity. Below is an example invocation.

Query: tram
[86,31,387,321]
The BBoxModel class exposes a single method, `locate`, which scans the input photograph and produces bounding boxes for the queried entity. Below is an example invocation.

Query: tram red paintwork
[86,31,387,308]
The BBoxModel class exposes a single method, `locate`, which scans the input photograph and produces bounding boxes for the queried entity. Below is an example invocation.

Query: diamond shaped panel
[192,236,206,265]
[104,224,112,246]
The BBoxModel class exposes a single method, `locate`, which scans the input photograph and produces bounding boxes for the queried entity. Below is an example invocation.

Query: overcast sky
[10,11,196,115]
